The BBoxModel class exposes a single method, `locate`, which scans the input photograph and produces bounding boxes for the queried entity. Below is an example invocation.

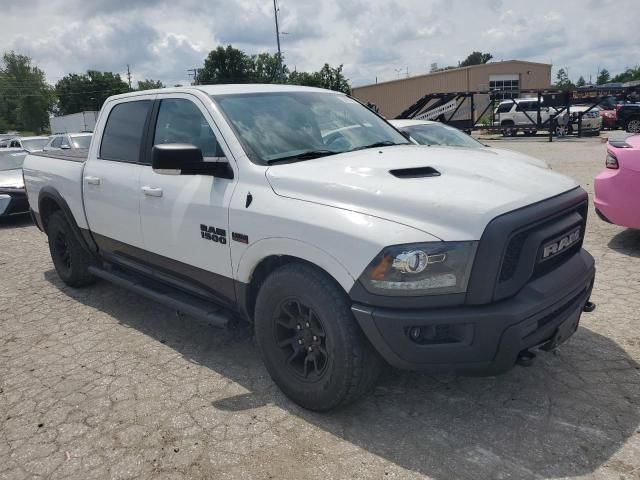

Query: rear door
[83,96,154,252]
[515,101,534,125]
[138,93,237,303]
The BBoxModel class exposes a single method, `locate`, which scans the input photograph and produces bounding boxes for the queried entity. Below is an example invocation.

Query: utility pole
[187,68,199,85]
[126,64,132,90]
[273,0,283,81]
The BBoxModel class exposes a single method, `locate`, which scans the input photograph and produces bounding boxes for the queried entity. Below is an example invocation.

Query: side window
[153,98,224,158]
[100,100,152,162]
[51,137,63,148]
[10,140,20,148]
[496,103,512,114]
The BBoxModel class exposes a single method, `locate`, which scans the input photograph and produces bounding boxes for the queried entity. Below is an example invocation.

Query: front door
[138,94,237,302]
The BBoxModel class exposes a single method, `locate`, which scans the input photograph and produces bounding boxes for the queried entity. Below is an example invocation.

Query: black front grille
[498,201,588,285]
[499,230,528,282]
[465,188,590,306]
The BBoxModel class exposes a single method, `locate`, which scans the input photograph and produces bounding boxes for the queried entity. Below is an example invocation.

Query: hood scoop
[389,166,441,178]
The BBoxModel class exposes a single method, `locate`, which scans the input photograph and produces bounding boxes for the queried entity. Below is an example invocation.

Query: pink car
[594,135,640,229]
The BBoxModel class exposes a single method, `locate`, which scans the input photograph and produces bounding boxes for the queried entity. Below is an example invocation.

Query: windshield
[71,135,92,149]
[0,151,26,171]
[212,91,409,164]
[21,138,49,151]
[402,123,484,148]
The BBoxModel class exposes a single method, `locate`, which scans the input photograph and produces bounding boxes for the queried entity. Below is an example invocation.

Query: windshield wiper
[266,149,339,164]
[350,140,405,152]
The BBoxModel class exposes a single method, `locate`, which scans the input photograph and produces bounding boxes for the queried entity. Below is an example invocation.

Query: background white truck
[23,85,596,410]
[49,111,98,134]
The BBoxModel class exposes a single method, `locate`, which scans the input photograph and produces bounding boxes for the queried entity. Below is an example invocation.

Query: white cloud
[1,0,638,88]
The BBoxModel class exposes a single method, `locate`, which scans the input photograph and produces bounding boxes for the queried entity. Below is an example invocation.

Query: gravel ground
[1,136,639,479]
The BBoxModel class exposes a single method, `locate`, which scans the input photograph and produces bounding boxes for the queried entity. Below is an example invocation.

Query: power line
[0,87,126,98]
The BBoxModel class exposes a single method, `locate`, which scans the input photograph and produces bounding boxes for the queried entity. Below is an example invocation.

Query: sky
[0,0,638,88]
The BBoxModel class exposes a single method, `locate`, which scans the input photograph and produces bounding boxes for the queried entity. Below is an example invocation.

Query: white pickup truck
[23,85,596,411]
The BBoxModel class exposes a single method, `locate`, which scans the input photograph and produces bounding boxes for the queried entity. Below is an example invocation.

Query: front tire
[254,263,382,411]
[626,118,640,133]
[47,211,96,287]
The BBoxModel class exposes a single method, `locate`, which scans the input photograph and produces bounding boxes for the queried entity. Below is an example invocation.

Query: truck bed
[23,150,89,229]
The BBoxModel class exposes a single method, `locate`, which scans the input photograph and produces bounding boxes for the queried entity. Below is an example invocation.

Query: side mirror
[151,143,232,178]
[61,144,71,150]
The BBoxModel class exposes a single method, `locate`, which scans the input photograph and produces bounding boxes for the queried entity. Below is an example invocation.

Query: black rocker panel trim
[90,232,236,307]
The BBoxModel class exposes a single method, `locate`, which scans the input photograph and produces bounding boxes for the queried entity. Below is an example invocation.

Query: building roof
[353,60,552,90]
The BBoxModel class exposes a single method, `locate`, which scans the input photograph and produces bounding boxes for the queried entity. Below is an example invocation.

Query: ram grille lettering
[541,228,581,260]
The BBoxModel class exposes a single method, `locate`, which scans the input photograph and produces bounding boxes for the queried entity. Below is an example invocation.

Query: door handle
[142,186,163,197]
[84,176,101,185]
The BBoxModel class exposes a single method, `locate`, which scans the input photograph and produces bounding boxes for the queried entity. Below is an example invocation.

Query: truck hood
[0,169,24,190]
[266,145,577,240]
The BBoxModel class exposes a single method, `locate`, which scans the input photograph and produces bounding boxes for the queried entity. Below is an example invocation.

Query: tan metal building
[352,60,552,119]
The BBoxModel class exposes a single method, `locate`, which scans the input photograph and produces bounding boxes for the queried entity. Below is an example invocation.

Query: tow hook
[516,350,536,367]
[583,301,596,313]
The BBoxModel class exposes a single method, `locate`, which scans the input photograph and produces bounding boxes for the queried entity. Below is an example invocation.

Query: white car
[493,98,554,134]
[23,85,596,410]
[390,119,550,169]
[0,136,50,152]
[567,105,602,135]
[43,132,93,151]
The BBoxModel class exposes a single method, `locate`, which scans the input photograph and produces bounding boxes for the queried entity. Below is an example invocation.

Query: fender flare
[236,237,356,293]
[38,187,98,254]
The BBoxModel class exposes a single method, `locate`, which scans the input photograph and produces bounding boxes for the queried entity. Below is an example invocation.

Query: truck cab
[23,85,596,411]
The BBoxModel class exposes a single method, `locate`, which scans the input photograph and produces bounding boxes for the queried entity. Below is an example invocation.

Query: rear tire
[47,211,96,287]
[501,120,515,137]
[254,263,382,411]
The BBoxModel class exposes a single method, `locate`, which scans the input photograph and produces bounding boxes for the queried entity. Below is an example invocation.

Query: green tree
[459,51,493,67]
[197,45,352,93]
[250,52,286,83]
[555,68,574,90]
[289,64,351,94]
[197,45,254,84]
[55,71,128,115]
[0,52,54,133]
[576,75,586,87]
[611,66,640,83]
[288,70,321,88]
[596,68,611,85]
[316,64,351,94]
[137,79,164,90]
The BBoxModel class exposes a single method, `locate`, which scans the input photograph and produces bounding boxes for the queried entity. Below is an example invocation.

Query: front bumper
[352,248,595,374]
[0,191,29,216]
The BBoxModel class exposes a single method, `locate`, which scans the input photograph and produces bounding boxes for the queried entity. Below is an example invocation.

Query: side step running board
[88,265,230,328]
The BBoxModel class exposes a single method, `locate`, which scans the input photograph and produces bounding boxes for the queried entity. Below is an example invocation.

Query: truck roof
[106,84,343,102]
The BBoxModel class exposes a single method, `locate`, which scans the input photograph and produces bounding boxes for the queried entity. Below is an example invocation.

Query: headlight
[360,241,478,296]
